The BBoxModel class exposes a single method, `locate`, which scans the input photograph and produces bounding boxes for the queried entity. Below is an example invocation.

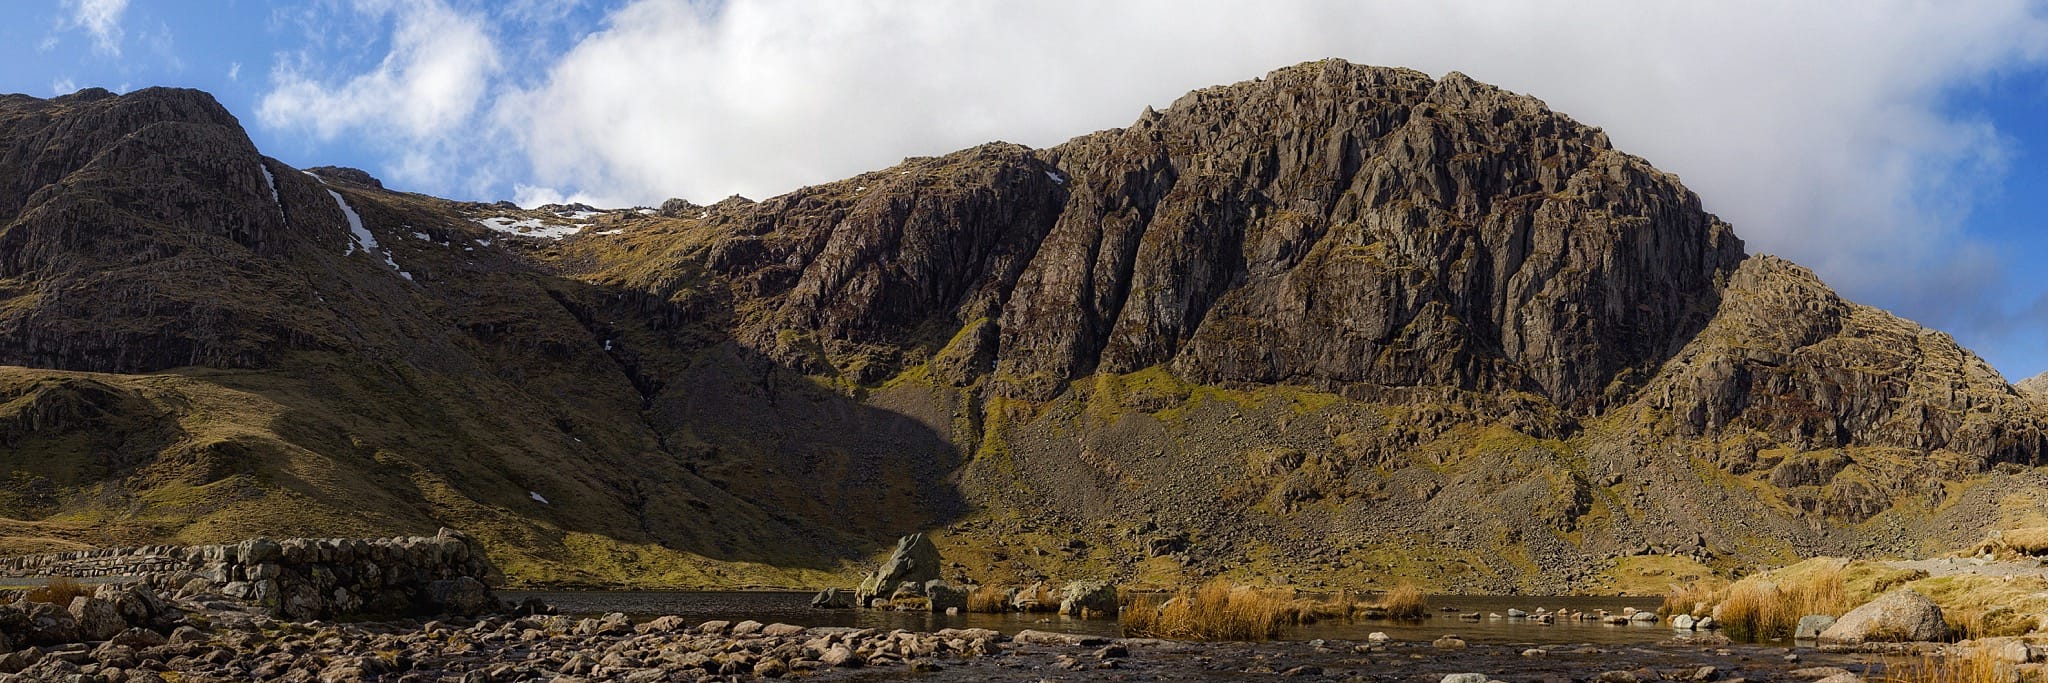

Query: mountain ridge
[3,60,2044,592]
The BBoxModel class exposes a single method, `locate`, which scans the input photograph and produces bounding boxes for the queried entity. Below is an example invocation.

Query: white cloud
[227,61,241,81]
[63,0,128,56]
[257,0,501,190]
[50,78,77,96]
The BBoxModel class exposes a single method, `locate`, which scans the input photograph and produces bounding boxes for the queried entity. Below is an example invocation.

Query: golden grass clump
[967,584,1009,613]
[1380,584,1429,620]
[1120,580,1298,641]
[1658,581,1724,618]
[1717,559,1856,642]
[1879,644,2010,683]
[1993,527,2048,556]
[26,576,87,605]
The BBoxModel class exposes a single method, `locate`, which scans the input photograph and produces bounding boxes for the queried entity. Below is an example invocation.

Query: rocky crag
[2,61,2045,592]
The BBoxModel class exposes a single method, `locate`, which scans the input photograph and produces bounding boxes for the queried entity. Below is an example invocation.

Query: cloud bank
[257,0,502,194]
[261,0,2048,376]
[63,0,129,56]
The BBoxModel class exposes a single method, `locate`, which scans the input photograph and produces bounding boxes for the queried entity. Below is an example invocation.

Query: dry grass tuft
[1380,584,1429,620]
[1659,581,1724,618]
[1120,580,1298,641]
[967,584,1009,613]
[26,576,87,605]
[1717,560,1856,642]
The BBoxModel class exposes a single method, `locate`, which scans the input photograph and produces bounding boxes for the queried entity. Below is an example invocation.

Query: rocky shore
[0,611,1919,683]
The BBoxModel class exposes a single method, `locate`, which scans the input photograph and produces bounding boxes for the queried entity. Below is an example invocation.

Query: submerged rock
[811,587,855,609]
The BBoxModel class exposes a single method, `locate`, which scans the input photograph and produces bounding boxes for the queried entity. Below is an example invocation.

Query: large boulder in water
[855,533,942,605]
[1058,580,1119,617]
[1818,590,1949,644]
[810,587,854,609]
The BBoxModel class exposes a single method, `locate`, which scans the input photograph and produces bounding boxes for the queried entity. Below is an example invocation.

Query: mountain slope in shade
[3,61,2045,591]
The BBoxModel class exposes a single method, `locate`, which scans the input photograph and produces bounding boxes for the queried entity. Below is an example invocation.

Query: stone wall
[0,528,501,620]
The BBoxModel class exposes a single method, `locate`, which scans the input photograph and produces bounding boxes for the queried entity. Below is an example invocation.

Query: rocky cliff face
[3,61,2044,591]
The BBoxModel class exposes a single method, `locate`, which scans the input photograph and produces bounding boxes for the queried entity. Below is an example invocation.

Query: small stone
[1522,649,1547,657]
[820,645,858,667]
[1368,632,1391,643]
[1433,635,1467,649]
[1790,667,1853,679]
[1795,615,1837,640]
[1443,674,1489,683]
[1283,665,1324,676]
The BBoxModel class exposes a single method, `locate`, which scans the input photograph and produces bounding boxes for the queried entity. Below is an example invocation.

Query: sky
[5,1,2048,382]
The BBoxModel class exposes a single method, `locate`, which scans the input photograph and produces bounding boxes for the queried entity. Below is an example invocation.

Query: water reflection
[504,592,1687,645]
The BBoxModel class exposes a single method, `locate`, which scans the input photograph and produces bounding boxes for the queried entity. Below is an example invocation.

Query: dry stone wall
[0,529,501,620]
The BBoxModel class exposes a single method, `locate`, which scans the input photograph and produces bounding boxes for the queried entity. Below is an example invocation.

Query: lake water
[502,591,1686,645]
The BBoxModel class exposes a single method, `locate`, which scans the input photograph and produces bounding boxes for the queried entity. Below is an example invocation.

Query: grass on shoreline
[1119,580,1430,641]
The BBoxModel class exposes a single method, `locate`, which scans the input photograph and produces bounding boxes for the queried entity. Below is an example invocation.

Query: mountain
[4,61,2045,592]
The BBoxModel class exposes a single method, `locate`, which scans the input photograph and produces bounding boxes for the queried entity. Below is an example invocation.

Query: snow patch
[635,208,656,215]
[697,210,709,219]
[1046,171,1066,184]
[530,491,549,505]
[410,231,430,241]
[473,216,582,240]
[258,163,281,214]
[327,189,410,279]
[603,339,613,351]
[595,228,625,235]
[855,186,866,192]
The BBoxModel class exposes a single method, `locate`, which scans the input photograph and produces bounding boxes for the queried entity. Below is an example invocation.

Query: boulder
[1058,580,1119,617]
[1795,614,1837,640]
[423,577,495,615]
[925,581,968,614]
[1818,590,1948,644]
[1672,614,1696,630]
[22,600,81,644]
[68,596,126,641]
[856,534,942,605]
[810,587,854,609]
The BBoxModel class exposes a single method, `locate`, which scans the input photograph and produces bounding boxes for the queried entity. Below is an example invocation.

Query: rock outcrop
[1,60,2045,591]
[856,534,943,606]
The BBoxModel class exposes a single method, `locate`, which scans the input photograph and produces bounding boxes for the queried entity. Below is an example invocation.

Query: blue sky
[6,0,2048,383]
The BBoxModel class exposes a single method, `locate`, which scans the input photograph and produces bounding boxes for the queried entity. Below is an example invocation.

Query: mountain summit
[2,60,2042,591]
